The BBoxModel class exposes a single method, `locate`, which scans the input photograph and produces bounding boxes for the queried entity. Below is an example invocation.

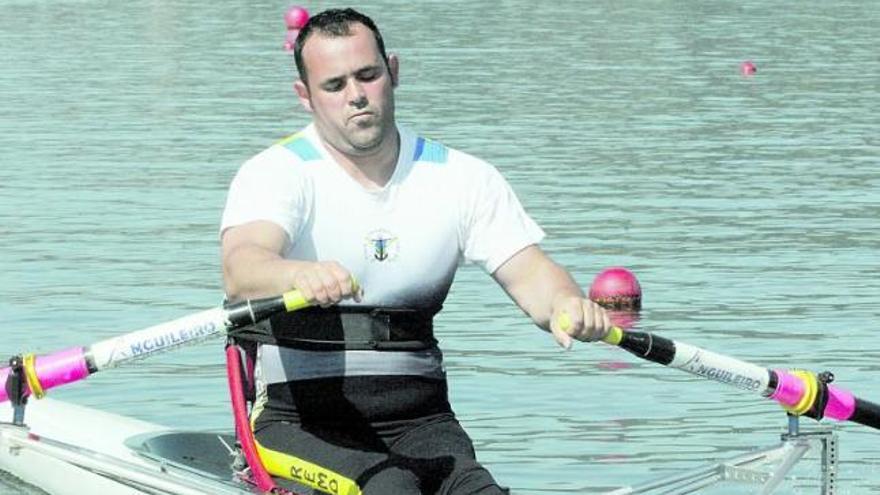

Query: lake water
[1,0,878,493]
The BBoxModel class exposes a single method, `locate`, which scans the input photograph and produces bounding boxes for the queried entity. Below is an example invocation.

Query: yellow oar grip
[558,312,572,332]
[282,290,309,312]
[556,313,624,345]
[22,353,46,399]
[782,370,819,416]
[281,276,361,312]
[350,275,361,297]
[603,326,624,345]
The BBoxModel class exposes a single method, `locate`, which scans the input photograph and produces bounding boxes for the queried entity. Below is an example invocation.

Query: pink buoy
[284,6,310,30]
[590,266,642,329]
[740,60,757,76]
[589,267,642,310]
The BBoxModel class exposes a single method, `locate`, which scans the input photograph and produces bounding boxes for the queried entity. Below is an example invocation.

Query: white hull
[0,398,251,495]
[0,398,837,494]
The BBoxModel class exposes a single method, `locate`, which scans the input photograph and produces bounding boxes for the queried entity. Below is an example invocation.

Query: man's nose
[347,81,367,108]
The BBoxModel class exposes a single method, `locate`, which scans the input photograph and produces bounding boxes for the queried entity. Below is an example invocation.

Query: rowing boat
[2,290,878,494]
[0,396,846,495]
[0,397,255,495]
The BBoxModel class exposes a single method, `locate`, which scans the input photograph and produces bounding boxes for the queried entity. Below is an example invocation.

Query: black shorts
[253,375,508,495]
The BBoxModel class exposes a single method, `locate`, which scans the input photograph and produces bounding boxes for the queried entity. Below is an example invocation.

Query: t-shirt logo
[364,229,399,262]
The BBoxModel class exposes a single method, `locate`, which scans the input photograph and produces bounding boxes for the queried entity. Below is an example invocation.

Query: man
[221,8,611,495]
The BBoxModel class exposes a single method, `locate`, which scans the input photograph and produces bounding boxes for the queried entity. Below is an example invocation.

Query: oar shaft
[88,308,228,371]
[607,328,772,394]
[603,327,880,430]
[1,290,309,404]
[852,398,880,430]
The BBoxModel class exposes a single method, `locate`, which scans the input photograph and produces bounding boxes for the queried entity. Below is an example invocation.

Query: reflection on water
[1,0,878,493]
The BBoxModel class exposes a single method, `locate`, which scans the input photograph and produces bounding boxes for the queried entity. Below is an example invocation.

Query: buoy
[284,6,309,30]
[589,267,641,310]
[590,267,641,329]
[740,60,757,76]
[283,6,309,51]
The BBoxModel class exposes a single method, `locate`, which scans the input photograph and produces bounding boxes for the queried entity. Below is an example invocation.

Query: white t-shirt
[221,124,544,310]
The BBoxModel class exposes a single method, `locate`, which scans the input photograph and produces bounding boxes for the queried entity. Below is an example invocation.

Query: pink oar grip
[0,347,89,403]
[770,369,805,407]
[824,385,857,421]
[770,369,857,421]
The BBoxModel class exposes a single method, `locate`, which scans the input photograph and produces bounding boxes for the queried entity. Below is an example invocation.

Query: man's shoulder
[405,128,489,172]
[274,128,324,163]
[240,127,324,173]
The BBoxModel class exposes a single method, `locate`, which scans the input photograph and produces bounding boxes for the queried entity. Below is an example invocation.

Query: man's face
[295,23,398,156]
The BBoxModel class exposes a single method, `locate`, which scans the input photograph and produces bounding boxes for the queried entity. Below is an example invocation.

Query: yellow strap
[22,353,46,399]
[782,369,819,416]
[255,439,363,495]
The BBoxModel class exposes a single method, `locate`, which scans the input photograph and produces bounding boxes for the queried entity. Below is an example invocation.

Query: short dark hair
[293,8,389,85]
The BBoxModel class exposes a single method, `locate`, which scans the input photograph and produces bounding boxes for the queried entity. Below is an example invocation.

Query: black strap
[228,306,439,351]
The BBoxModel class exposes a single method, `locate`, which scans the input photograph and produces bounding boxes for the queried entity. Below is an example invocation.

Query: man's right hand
[292,261,362,307]
[222,221,363,305]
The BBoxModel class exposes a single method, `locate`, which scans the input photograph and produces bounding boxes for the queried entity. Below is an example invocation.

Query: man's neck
[324,130,401,191]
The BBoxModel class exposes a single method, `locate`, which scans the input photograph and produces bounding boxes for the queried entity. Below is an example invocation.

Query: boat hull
[0,398,252,495]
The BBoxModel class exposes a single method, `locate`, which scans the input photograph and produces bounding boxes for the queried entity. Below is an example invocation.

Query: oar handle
[603,326,625,345]
[223,278,358,327]
[224,289,309,328]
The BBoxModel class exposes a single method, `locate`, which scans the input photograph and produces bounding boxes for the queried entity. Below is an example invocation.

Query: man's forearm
[522,260,585,330]
[494,246,585,329]
[222,244,301,301]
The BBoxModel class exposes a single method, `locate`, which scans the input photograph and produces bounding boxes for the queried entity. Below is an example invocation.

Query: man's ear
[387,53,400,88]
[294,80,313,113]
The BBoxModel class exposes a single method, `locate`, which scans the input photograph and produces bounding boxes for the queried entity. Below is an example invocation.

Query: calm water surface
[1,0,878,493]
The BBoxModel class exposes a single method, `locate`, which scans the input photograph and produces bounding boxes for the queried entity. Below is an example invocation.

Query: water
[1,0,878,493]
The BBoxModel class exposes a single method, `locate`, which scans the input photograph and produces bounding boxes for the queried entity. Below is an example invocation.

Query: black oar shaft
[852,398,880,430]
[615,330,676,366]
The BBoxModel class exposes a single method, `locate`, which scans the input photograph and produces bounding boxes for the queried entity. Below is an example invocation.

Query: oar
[596,323,880,430]
[1,290,309,404]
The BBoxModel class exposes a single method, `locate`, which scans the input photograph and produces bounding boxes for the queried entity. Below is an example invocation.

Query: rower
[219,7,615,494]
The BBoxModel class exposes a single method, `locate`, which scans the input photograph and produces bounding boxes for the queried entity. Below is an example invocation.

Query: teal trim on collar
[282,136,322,162]
[413,137,448,164]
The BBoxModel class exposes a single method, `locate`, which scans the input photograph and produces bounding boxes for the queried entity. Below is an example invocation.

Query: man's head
[292,8,399,157]
[293,9,389,86]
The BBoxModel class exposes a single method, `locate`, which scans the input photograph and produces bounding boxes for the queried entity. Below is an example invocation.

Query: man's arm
[221,220,359,305]
[492,245,610,349]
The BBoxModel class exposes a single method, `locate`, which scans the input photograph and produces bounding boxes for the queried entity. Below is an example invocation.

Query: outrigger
[2,291,878,494]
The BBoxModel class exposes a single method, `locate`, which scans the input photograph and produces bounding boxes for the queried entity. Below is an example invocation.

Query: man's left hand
[549,296,612,349]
